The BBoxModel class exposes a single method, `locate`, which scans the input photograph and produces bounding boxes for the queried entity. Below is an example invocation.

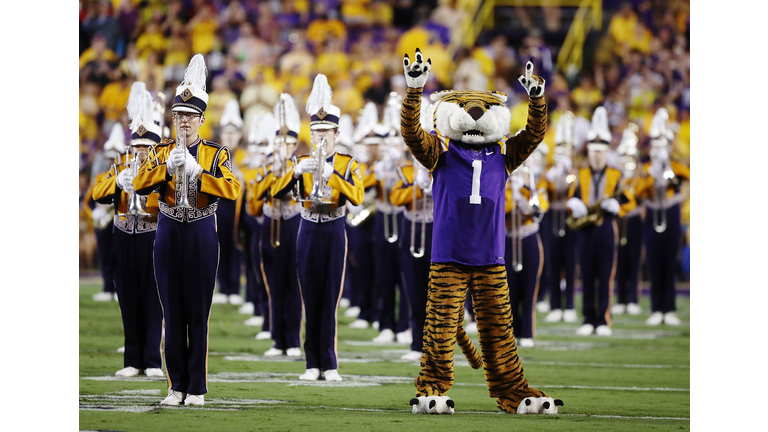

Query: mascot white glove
[517,60,546,98]
[403,48,432,88]
[166,147,186,172]
[601,198,620,214]
[322,162,334,181]
[294,158,318,178]
[116,169,135,193]
[567,197,588,218]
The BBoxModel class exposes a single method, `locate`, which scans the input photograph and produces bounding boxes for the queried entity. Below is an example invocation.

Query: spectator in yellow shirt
[307,3,347,49]
[136,22,166,59]
[572,74,603,119]
[79,33,116,70]
[188,3,218,54]
[98,68,133,134]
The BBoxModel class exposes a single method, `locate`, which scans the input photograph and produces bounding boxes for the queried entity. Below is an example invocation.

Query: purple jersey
[430,136,508,266]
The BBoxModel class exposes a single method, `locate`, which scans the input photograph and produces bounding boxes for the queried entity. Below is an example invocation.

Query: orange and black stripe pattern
[415,263,546,413]
[401,88,442,171]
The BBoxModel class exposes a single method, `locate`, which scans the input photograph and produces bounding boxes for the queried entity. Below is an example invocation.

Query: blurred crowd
[79,0,690,272]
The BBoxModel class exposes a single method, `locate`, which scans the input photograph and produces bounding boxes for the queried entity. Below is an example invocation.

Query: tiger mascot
[401,48,563,414]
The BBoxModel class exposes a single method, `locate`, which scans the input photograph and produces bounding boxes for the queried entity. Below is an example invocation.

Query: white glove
[545,166,559,182]
[91,205,107,222]
[272,157,283,175]
[601,198,620,214]
[249,153,264,169]
[517,60,546,98]
[415,168,431,190]
[322,162,334,181]
[294,158,318,178]
[166,147,186,172]
[116,169,134,193]
[373,161,386,181]
[347,201,364,215]
[554,154,572,173]
[567,197,588,218]
[403,48,432,88]
[184,151,202,178]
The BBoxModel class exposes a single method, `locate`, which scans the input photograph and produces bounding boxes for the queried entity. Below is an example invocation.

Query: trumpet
[409,162,427,258]
[295,137,333,206]
[118,150,150,217]
[174,122,192,209]
[566,188,623,230]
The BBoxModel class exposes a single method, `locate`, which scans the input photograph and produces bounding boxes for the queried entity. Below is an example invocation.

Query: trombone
[652,162,676,233]
[271,95,289,248]
[381,150,404,244]
[118,148,150,217]
[409,161,427,258]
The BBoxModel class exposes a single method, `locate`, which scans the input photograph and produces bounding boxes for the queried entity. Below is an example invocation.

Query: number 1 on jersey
[470,159,482,204]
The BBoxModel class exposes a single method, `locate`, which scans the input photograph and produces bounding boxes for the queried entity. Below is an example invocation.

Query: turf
[79,280,690,431]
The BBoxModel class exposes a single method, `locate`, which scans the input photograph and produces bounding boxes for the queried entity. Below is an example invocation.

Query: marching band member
[212,99,246,305]
[251,94,303,357]
[634,108,690,326]
[346,103,381,330]
[390,127,434,360]
[505,154,548,348]
[337,114,357,311]
[85,123,125,302]
[566,107,636,337]
[613,123,644,316]
[542,112,579,323]
[530,144,551,315]
[133,54,241,405]
[370,105,408,344]
[242,112,276,341]
[271,74,364,381]
[92,85,163,378]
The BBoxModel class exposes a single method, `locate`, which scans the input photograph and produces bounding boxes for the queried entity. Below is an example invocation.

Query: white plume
[104,122,126,153]
[273,93,301,135]
[383,92,402,136]
[180,53,208,91]
[220,99,243,129]
[586,106,611,143]
[338,114,355,146]
[419,96,434,132]
[353,102,379,143]
[125,81,147,121]
[554,111,575,145]
[306,74,333,115]
[649,107,674,141]
[130,91,154,133]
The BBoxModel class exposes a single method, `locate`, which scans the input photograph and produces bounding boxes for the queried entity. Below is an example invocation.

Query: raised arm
[401,49,443,171]
[505,61,548,173]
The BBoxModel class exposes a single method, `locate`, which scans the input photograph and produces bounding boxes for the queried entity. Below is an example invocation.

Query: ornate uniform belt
[301,205,347,223]
[159,201,218,223]
[644,193,684,211]
[263,201,301,220]
[376,200,405,215]
[113,214,158,234]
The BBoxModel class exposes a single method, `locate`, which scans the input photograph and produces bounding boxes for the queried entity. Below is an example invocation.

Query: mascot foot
[516,397,564,414]
[410,396,455,414]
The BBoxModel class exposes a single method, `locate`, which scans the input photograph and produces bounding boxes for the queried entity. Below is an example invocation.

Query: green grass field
[79,280,690,431]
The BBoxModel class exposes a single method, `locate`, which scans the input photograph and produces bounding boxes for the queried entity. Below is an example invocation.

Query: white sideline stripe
[529,361,689,369]
[453,383,689,392]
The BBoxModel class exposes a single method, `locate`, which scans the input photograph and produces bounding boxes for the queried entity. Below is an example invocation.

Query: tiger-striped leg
[414,263,469,396]
[468,265,546,413]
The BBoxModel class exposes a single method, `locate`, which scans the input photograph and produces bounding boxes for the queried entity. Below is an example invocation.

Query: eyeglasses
[173,112,201,120]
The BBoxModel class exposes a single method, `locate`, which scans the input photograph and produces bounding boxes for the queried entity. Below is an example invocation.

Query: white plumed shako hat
[173,54,209,115]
